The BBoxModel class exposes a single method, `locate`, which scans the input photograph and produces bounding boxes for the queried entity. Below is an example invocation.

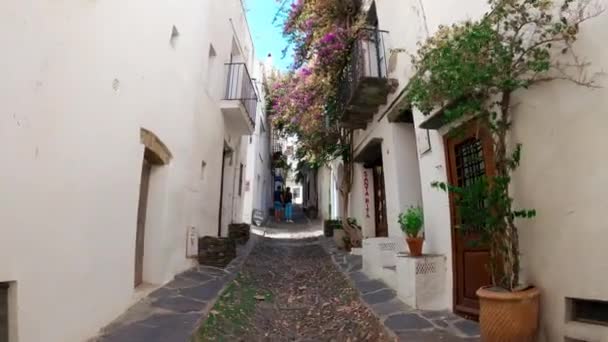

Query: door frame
[135,158,152,288]
[136,128,171,288]
[444,121,495,318]
[372,164,388,238]
[217,142,233,237]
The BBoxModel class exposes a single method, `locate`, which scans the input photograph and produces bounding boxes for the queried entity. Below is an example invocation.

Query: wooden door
[445,124,494,318]
[373,166,388,237]
[135,159,151,287]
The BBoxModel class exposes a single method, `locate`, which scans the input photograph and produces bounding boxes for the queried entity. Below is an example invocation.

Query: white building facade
[241,61,273,224]
[324,0,608,341]
[0,0,267,341]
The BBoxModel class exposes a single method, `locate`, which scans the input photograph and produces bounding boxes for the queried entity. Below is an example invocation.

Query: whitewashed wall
[349,164,376,238]
[241,63,272,224]
[352,118,423,238]
[374,0,608,339]
[317,166,331,220]
[0,0,258,341]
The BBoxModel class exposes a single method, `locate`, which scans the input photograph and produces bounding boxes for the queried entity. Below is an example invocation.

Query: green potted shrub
[330,219,346,249]
[323,219,335,237]
[398,206,424,256]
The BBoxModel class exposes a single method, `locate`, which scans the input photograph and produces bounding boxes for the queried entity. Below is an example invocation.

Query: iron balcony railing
[224,62,258,124]
[339,27,389,106]
[272,134,282,154]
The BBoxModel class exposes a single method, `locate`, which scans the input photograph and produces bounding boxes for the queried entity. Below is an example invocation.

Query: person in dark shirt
[284,187,293,223]
[274,186,283,223]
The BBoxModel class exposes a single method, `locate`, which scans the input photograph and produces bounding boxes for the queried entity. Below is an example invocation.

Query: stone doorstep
[322,238,480,341]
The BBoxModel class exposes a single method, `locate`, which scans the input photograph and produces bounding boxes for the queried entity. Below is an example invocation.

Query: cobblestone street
[194,206,390,341]
[196,207,480,341]
[96,207,479,341]
[196,236,391,341]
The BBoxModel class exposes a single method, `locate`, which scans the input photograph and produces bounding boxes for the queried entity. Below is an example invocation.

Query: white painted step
[381,265,398,290]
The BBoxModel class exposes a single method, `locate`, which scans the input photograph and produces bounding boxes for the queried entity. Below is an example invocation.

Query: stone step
[381,265,398,290]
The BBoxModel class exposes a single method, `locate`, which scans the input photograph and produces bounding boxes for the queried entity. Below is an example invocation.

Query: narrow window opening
[201,160,207,180]
[568,297,608,326]
[170,25,180,48]
[207,44,217,95]
[0,282,11,342]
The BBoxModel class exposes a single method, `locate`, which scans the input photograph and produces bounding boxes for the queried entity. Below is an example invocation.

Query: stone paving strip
[194,236,392,341]
[321,238,481,342]
[92,237,257,342]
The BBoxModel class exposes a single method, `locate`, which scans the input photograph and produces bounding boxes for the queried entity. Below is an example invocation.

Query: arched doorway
[135,128,172,287]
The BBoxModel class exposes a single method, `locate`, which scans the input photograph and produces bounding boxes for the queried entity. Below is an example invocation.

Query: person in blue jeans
[274,186,283,223]
[284,187,293,223]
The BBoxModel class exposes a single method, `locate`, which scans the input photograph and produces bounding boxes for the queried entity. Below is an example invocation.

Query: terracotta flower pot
[476,286,540,342]
[405,237,424,256]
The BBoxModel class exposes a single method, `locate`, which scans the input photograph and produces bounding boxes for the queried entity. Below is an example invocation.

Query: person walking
[284,187,293,223]
[274,186,284,223]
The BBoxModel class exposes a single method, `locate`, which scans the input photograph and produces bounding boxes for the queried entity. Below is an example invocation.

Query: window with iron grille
[454,138,486,187]
[454,137,487,228]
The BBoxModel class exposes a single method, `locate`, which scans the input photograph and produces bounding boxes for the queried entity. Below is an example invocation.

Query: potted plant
[323,219,335,237]
[331,219,346,249]
[407,0,598,340]
[343,235,352,252]
[398,206,424,256]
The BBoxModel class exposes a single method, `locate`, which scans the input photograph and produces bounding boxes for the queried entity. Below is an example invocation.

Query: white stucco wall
[317,166,332,220]
[349,0,426,239]
[324,0,608,337]
[0,0,259,341]
[352,117,423,239]
[509,11,608,340]
[349,164,376,238]
[375,0,608,339]
[241,73,272,224]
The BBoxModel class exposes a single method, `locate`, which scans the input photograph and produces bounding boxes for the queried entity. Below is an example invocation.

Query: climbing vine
[266,0,365,246]
[407,0,602,290]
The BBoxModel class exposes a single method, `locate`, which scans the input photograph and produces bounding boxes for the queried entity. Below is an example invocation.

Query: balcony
[220,62,258,135]
[339,28,398,129]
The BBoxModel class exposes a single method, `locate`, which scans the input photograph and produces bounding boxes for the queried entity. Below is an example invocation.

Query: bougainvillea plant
[266,0,365,246]
[407,0,601,290]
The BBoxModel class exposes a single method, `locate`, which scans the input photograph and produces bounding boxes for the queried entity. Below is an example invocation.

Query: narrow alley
[196,236,389,341]
[3,0,608,341]
[97,206,480,341]
[198,207,480,341]
[195,206,388,341]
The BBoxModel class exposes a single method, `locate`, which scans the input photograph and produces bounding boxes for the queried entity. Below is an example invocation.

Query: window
[170,25,180,48]
[568,298,608,326]
[454,138,486,187]
[206,44,217,95]
[238,163,244,196]
[200,160,207,180]
[0,283,9,342]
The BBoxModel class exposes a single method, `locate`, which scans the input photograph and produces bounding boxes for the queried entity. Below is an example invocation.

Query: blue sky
[244,0,293,70]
